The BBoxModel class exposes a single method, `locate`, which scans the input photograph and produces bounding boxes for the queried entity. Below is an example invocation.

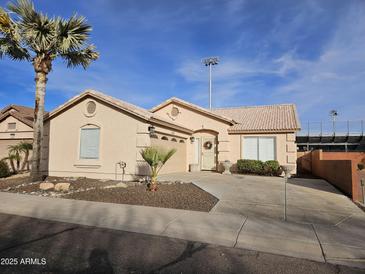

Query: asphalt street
[0,213,363,274]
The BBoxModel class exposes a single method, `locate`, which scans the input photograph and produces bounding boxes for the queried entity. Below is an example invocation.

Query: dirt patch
[64,183,218,212]
[45,176,120,190]
[0,175,31,190]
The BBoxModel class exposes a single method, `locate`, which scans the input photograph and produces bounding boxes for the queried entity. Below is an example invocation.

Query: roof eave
[46,90,151,122]
[151,97,235,125]
[228,128,300,134]
[0,112,34,128]
[149,117,194,134]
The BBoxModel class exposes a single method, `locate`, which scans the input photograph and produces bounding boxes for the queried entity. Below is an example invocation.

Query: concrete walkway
[0,173,365,269]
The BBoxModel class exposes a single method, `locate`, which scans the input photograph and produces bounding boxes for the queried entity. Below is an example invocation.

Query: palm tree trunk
[16,158,20,171]
[9,159,16,173]
[31,71,47,181]
[21,150,29,171]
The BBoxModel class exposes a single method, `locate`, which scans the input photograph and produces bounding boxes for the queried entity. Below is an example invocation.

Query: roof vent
[84,100,97,117]
[87,101,96,114]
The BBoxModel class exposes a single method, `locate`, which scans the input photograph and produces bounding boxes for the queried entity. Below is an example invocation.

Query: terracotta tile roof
[151,97,235,124]
[0,104,35,128]
[212,104,301,133]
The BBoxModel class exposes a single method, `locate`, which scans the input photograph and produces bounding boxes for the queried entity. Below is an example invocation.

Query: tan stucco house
[0,105,34,160]
[44,89,300,180]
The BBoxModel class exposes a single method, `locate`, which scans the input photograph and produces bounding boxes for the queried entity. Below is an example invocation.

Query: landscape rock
[116,182,128,188]
[54,183,70,192]
[103,185,117,189]
[39,182,55,190]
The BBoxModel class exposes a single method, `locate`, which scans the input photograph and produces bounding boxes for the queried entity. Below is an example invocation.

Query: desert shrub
[0,160,11,178]
[237,159,264,175]
[237,159,281,176]
[263,160,281,176]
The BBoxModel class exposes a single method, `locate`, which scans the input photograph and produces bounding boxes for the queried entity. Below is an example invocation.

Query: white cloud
[274,3,365,120]
[177,1,365,121]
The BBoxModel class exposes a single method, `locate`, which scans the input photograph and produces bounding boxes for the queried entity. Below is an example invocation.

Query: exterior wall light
[190,136,195,143]
[148,125,156,136]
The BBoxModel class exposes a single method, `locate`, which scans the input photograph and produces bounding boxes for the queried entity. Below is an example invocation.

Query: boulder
[116,182,128,188]
[103,185,117,189]
[54,183,70,192]
[39,182,54,191]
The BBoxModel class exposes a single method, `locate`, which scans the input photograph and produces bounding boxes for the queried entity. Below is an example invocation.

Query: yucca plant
[0,0,99,181]
[140,147,176,191]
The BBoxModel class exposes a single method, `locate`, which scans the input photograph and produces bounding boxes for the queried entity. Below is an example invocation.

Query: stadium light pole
[202,57,219,109]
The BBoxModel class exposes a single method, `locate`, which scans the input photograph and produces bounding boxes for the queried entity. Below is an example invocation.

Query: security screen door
[201,136,216,170]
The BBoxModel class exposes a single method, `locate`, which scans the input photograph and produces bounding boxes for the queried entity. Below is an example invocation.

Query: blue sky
[0,0,364,125]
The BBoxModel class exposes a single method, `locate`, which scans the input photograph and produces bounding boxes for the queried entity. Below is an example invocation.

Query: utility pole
[202,57,219,109]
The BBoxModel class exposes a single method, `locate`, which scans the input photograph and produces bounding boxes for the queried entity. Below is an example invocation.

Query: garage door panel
[150,138,187,174]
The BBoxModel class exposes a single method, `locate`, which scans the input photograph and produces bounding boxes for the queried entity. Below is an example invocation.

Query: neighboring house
[0,105,34,160]
[44,90,300,180]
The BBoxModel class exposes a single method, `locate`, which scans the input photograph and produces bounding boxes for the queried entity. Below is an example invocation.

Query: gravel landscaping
[0,174,218,212]
[64,183,218,212]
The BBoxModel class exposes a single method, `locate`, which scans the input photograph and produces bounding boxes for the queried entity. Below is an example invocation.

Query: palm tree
[140,147,176,191]
[0,0,99,181]
[1,154,17,173]
[19,141,32,171]
[8,144,23,171]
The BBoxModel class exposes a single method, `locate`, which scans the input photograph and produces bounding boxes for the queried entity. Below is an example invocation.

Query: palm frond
[0,7,12,33]
[60,44,99,69]
[8,0,57,53]
[0,36,29,59]
[7,0,36,22]
[0,6,30,60]
[19,141,32,151]
[21,12,57,53]
[140,147,160,168]
[1,0,98,68]
[141,146,177,170]
[160,148,177,164]
[56,15,91,53]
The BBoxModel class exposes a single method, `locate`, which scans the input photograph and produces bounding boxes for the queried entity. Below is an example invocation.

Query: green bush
[263,160,281,176]
[237,159,264,175]
[0,160,11,178]
[237,159,281,176]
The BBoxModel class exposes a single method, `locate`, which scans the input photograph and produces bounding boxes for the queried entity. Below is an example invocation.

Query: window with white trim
[80,127,100,159]
[242,137,276,161]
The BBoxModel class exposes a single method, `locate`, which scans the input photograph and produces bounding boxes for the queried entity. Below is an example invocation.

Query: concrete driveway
[158,172,365,267]
[158,172,362,226]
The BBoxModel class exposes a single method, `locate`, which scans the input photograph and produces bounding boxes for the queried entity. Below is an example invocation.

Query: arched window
[161,136,168,141]
[80,125,100,159]
[179,140,185,143]
[171,138,177,142]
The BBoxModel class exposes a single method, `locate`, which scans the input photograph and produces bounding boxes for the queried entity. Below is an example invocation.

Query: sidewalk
[0,192,364,269]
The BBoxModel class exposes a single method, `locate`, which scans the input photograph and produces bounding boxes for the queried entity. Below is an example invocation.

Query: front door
[201,137,216,170]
